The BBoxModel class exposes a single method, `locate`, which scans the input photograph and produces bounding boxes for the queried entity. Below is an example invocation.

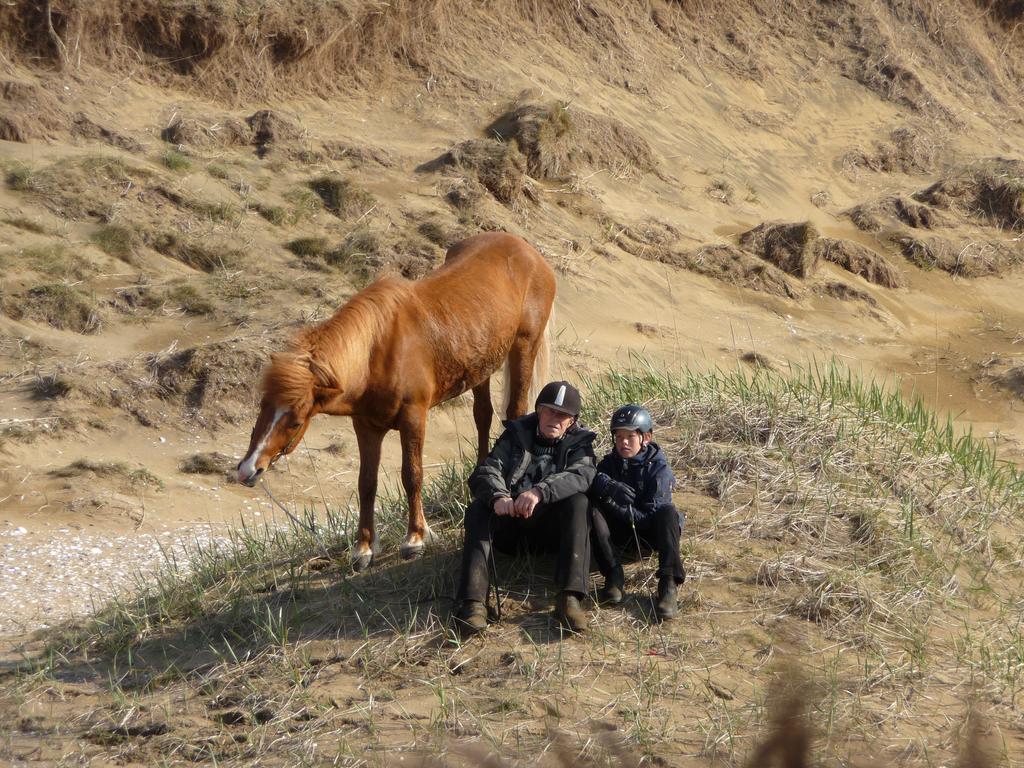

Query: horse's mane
[263,276,416,409]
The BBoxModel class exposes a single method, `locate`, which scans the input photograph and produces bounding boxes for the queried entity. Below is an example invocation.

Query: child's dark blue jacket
[589,442,676,526]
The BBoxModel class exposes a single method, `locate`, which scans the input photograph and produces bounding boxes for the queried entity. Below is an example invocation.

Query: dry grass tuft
[1,283,103,334]
[843,126,944,175]
[844,196,944,232]
[90,224,142,264]
[50,459,162,489]
[897,235,1022,277]
[161,113,253,149]
[674,244,803,298]
[151,231,245,273]
[70,112,143,152]
[0,79,65,142]
[308,175,375,218]
[421,139,533,207]
[813,238,904,288]
[6,156,151,221]
[485,95,658,180]
[738,221,820,277]
[180,451,233,475]
[914,159,1024,231]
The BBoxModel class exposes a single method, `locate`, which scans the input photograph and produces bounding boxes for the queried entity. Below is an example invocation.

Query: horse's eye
[290,422,302,430]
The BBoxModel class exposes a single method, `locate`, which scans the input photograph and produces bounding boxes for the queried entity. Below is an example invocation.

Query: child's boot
[655,576,677,621]
[597,565,625,606]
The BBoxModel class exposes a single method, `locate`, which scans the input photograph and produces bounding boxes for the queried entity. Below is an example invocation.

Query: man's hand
[513,488,542,518]
[493,496,515,517]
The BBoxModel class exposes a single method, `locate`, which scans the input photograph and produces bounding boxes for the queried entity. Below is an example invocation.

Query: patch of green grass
[152,232,244,273]
[308,175,374,218]
[4,156,151,221]
[283,186,323,221]
[166,283,214,315]
[0,243,93,280]
[254,202,288,226]
[90,224,140,263]
[161,149,193,172]
[285,236,329,259]
[206,163,231,180]
[2,283,102,333]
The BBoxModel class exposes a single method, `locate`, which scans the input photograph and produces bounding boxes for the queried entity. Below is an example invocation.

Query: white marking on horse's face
[236,407,288,482]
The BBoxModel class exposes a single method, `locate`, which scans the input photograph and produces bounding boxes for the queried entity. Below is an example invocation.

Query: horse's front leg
[352,418,386,572]
[398,406,430,560]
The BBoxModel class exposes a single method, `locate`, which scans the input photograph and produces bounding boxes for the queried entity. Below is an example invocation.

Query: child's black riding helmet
[610,404,653,434]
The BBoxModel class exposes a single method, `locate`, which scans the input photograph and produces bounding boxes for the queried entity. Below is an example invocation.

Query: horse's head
[234,396,314,486]
[234,351,341,487]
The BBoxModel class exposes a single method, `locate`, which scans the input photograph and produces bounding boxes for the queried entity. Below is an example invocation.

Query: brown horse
[234,232,556,570]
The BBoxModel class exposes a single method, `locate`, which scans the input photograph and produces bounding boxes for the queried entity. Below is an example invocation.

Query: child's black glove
[605,480,636,508]
[594,472,635,506]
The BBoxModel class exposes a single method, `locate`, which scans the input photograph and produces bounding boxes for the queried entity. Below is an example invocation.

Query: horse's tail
[530,304,553,403]
[501,305,554,418]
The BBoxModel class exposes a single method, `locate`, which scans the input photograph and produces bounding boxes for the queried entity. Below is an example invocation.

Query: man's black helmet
[610,404,653,434]
[535,380,581,417]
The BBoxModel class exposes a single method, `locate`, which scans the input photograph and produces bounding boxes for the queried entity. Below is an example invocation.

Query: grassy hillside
[5,363,1024,764]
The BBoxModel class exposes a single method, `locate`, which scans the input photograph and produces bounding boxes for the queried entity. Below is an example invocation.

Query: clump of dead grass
[308,175,375,218]
[897,235,1022,277]
[1,283,103,333]
[0,243,95,281]
[50,459,162,490]
[5,155,152,221]
[485,95,658,180]
[90,224,142,264]
[812,238,904,288]
[180,452,232,475]
[842,126,944,176]
[151,231,245,272]
[0,79,65,142]
[161,113,253,149]
[844,195,943,232]
[421,139,533,207]
[738,221,820,277]
[914,159,1024,231]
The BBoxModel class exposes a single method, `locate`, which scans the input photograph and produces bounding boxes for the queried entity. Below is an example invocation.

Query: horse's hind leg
[352,419,386,572]
[471,379,493,464]
[505,331,544,419]
[398,406,430,560]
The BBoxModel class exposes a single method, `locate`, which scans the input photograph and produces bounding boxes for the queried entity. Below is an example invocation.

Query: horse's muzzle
[237,467,263,487]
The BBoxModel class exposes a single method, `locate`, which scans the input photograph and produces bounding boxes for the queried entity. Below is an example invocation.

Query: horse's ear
[313,386,344,412]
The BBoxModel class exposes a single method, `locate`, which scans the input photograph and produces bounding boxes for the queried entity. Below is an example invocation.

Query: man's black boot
[655,577,677,622]
[454,600,488,638]
[597,565,625,606]
[555,591,588,633]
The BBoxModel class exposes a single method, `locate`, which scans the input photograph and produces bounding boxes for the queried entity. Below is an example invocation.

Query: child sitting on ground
[589,404,685,621]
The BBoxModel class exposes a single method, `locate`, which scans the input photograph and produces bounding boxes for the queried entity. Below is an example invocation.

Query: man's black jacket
[468,413,597,506]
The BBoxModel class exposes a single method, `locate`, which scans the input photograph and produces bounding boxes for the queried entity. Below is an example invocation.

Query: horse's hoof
[400,541,425,560]
[351,552,373,572]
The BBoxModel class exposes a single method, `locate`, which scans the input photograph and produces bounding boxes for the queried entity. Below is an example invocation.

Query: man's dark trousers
[591,503,685,584]
[457,492,591,603]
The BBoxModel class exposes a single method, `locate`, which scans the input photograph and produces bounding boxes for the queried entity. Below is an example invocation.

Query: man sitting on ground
[453,380,597,638]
